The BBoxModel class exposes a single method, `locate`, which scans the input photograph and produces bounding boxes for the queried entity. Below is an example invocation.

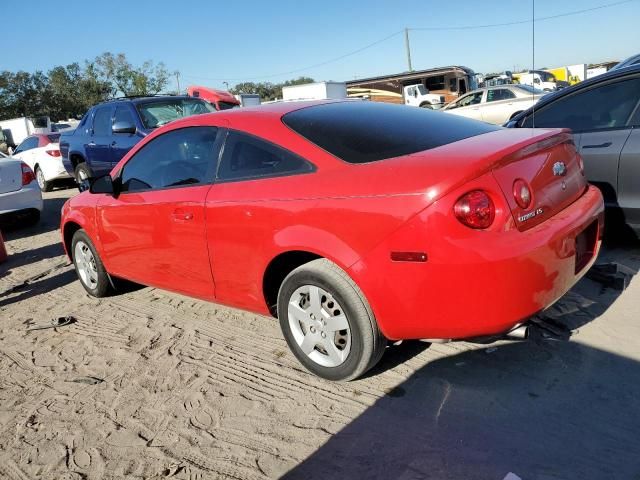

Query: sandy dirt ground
[1,187,639,480]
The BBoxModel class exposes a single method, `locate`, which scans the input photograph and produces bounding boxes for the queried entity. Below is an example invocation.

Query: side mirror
[89,174,116,195]
[112,121,136,134]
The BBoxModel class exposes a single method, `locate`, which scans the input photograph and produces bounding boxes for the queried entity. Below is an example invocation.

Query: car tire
[71,229,113,298]
[419,102,433,109]
[35,166,52,192]
[277,258,387,381]
[74,163,92,184]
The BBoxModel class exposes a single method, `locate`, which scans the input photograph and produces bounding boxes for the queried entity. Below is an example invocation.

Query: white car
[11,133,72,191]
[441,85,545,125]
[0,152,43,225]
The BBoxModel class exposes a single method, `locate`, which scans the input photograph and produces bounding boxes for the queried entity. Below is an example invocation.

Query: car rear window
[282,101,500,164]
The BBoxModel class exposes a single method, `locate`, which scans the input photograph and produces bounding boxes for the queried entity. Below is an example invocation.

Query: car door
[11,136,39,169]
[522,75,640,206]
[618,117,640,226]
[86,105,114,176]
[481,88,517,124]
[443,91,484,120]
[111,105,141,167]
[97,126,223,298]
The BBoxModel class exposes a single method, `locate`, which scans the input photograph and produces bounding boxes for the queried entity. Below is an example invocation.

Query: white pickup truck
[403,84,445,109]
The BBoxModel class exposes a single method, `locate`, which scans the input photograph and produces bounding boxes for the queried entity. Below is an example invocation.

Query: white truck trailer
[282,82,348,101]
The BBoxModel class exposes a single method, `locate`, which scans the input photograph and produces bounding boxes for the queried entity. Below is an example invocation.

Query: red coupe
[60,101,604,380]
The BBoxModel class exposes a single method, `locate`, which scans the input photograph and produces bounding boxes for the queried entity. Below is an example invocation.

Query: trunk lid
[0,158,23,194]
[491,132,587,231]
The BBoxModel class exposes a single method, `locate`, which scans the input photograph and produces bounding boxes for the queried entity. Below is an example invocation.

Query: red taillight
[512,179,533,209]
[453,190,495,229]
[46,149,61,157]
[21,163,36,186]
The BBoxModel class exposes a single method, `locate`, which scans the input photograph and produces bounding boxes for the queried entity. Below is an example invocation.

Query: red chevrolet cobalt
[60,101,604,380]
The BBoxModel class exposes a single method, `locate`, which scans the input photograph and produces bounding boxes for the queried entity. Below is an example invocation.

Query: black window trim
[116,125,225,195]
[523,75,640,133]
[214,128,317,184]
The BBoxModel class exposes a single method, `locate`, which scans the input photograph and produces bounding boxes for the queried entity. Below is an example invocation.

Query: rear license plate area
[575,220,598,274]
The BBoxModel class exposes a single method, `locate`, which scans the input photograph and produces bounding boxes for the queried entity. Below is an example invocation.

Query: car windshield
[514,84,545,95]
[136,98,215,129]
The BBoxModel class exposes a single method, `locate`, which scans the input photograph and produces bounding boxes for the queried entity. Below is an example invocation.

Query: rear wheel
[419,102,433,109]
[35,166,53,192]
[71,229,112,297]
[277,259,386,381]
[74,163,92,184]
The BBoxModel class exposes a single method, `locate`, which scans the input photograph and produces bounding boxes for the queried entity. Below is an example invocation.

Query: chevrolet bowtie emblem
[553,161,567,176]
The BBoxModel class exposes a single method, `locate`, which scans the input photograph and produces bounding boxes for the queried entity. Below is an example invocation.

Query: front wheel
[277,259,386,381]
[71,229,113,297]
[419,102,433,109]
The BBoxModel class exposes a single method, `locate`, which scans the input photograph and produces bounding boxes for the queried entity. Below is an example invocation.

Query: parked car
[0,153,42,225]
[11,133,72,191]
[441,85,545,124]
[506,64,640,233]
[60,96,216,183]
[610,53,640,71]
[61,101,604,381]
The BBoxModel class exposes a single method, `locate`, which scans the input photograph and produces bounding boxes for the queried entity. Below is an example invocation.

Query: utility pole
[223,81,229,91]
[175,72,181,93]
[404,28,413,72]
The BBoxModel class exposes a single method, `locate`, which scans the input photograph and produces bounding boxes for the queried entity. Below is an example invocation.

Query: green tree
[230,76,316,102]
[92,52,170,97]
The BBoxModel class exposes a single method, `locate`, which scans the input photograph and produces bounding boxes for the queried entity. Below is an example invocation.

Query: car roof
[510,64,640,122]
[95,95,196,107]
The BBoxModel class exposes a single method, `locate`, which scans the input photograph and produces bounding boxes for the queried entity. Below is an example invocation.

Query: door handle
[583,142,612,149]
[87,141,96,146]
[111,141,117,146]
[171,210,194,221]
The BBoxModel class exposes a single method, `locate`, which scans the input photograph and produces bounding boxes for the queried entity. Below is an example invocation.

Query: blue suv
[60,96,216,182]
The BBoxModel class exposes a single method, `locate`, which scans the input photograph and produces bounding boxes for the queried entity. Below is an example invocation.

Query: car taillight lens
[21,163,36,185]
[453,190,495,229]
[46,149,61,157]
[512,179,532,209]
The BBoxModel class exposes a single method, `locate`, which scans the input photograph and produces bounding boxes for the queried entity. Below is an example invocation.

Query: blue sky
[5,0,639,90]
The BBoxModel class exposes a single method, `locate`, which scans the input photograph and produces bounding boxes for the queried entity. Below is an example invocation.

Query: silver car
[441,84,545,125]
[506,65,640,233]
[0,152,43,225]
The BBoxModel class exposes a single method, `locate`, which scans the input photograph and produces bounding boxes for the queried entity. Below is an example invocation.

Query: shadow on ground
[285,339,640,480]
[0,268,76,308]
[1,195,70,240]
[285,234,640,480]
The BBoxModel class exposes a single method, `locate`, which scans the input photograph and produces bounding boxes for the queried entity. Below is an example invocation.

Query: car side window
[120,127,219,193]
[93,107,112,136]
[456,91,483,108]
[14,137,38,154]
[114,106,136,127]
[523,77,640,131]
[487,89,516,102]
[217,131,314,182]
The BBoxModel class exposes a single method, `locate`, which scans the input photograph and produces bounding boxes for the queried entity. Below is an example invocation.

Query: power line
[182,0,637,83]
[183,30,404,82]
[410,0,636,30]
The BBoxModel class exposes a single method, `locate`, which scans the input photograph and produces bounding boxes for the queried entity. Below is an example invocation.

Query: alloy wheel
[74,241,98,290]
[287,285,351,367]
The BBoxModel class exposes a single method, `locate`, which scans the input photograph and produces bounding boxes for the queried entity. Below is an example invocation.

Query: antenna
[532,0,536,128]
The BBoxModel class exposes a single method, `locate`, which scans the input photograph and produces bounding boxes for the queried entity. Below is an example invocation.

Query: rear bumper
[349,185,605,340]
[0,182,43,216]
